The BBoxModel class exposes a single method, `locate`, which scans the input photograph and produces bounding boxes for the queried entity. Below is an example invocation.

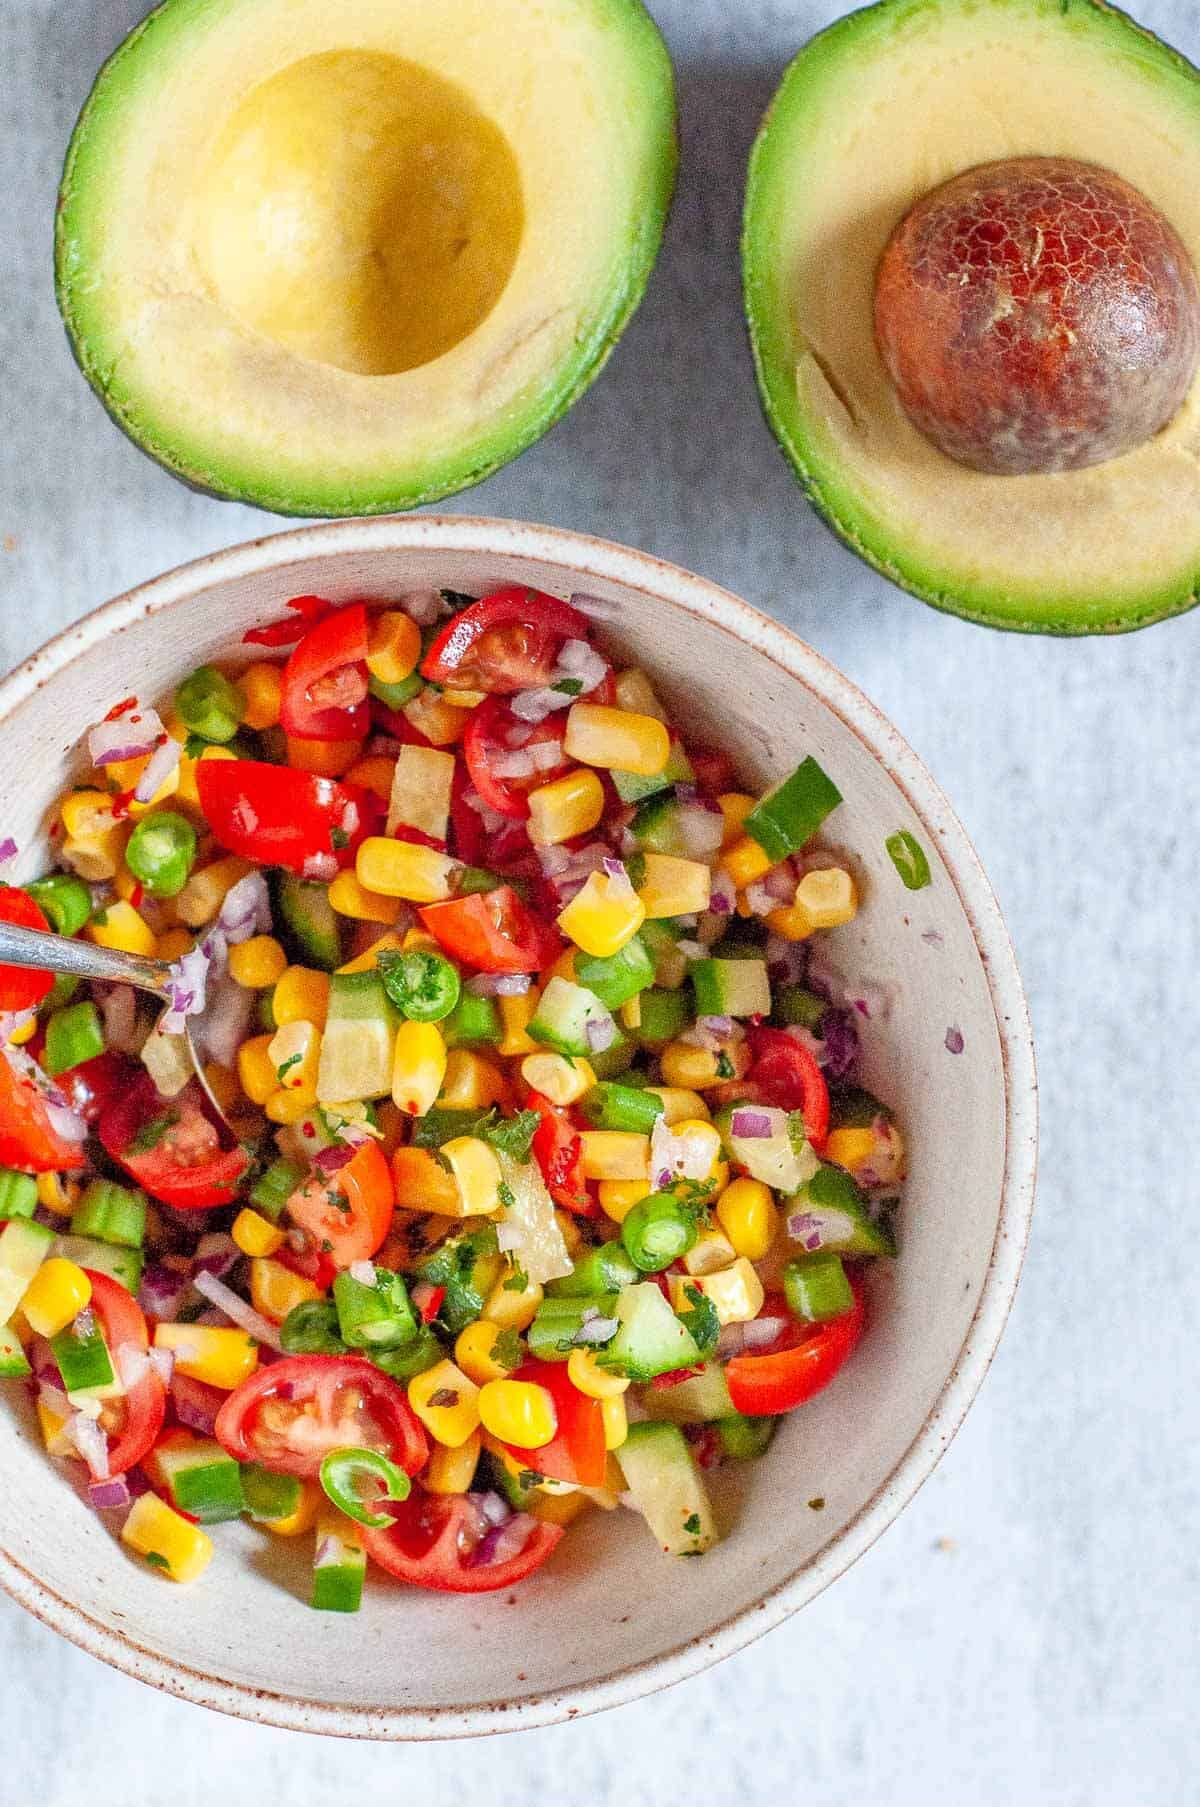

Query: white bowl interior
[0,527,1030,1733]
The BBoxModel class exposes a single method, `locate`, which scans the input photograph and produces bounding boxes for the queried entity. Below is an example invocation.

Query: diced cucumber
[788,1166,896,1257]
[368,1326,444,1381]
[629,793,690,856]
[529,977,613,1060]
[716,1414,778,1461]
[715,1105,821,1194]
[617,1421,718,1555]
[154,1438,246,1524]
[600,1282,703,1382]
[51,1235,143,1294]
[0,1219,53,1324]
[575,936,655,1010]
[691,958,771,1019]
[368,670,423,710]
[441,992,502,1048]
[639,921,688,990]
[612,740,694,805]
[316,971,398,1102]
[276,872,342,970]
[0,1169,37,1222]
[783,1253,854,1321]
[51,1312,119,1399]
[0,1323,30,1379]
[743,757,842,863]
[311,1514,365,1613]
[773,985,828,1031]
[242,1464,303,1525]
[579,1082,664,1136]
[635,987,691,1047]
[639,1362,734,1425]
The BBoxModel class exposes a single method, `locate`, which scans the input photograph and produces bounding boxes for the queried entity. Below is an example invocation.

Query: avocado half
[55,0,676,516]
[743,0,1200,634]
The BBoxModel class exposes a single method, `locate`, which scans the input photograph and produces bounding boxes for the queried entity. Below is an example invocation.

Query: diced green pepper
[0,1169,37,1222]
[43,1000,105,1077]
[175,665,244,743]
[280,1299,346,1355]
[744,757,842,863]
[250,1158,306,1223]
[575,936,655,1011]
[377,949,461,1024]
[72,1179,146,1250]
[26,873,92,938]
[441,991,502,1048]
[783,1253,854,1322]
[332,1267,419,1351]
[125,810,197,898]
[578,1081,664,1135]
[621,1191,700,1273]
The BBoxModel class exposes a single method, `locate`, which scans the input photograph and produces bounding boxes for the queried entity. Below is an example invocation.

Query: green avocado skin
[742,0,1200,636]
[54,0,678,519]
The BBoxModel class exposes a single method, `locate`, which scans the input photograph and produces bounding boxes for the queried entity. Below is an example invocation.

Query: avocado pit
[873,156,1200,475]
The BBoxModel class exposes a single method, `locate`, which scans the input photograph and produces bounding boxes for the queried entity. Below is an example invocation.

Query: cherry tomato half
[0,888,53,1012]
[746,1028,831,1150]
[464,697,571,821]
[419,888,560,975]
[501,1358,607,1487]
[285,1141,394,1270]
[196,760,382,874]
[99,1072,249,1209]
[0,1044,86,1172]
[725,1281,865,1417]
[361,1490,563,1594]
[214,1354,428,1480]
[84,1272,167,1476]
[280,603,370,741]
[421,588,590,694]
[529,1094,594,1216]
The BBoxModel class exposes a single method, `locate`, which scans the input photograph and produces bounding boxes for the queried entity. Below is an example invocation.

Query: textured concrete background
[2,1,1198,1799]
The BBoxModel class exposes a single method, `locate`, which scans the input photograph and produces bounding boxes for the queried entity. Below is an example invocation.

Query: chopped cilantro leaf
[482,1109,540,1162]
[552,678,584,696]
[276,1052,303,1080]
[492,1328,524,1371]
[517,1469,543,1490]
[144,1551,170,1570]
[429,1388,460,1409]
[676,1282,720,1357]
[128,1111,179,1155]
[497,1180,516,1209]
[329,826,350,851]
[715,1051,734,1079]
[502,1261,530,1293]
[683,1513,702,1536]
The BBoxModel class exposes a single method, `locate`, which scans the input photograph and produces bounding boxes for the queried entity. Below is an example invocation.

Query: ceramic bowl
[0,518,1036,1737]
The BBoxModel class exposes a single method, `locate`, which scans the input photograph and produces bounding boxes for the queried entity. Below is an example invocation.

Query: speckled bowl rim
[0,517,1037,1739]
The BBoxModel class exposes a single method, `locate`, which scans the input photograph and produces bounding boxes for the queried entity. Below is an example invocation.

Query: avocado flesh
[55,0,676,516]
[743,0,1200,635]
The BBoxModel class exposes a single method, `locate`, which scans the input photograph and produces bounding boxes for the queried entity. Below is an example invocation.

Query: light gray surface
[1,0,1197,1799]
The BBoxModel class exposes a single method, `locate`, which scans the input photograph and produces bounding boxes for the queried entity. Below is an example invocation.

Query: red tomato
[196,760,381,874]
[688,746,735,795]
[285,1141,394,1269]
[280,603,369,740]
[0,1045,86,1172]
[529,1094,594,1215]
[463,697,571,821]
[421,587,590,694]
[243,593,332,648]
[725,1281,866,1417]
[214,1355,428,1480]
[0,888,53,1012]
[84,1273,167,1475]
[98,1072,249,1208]
[361,1491,563,1594]
[419,888,560,975]
[502,1358,607,1487]
[449,760,485,865]
[746,1028,831,1150]
[56,1051,137,1125]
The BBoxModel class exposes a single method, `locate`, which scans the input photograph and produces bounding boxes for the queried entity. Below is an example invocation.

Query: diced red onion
[568,591,622,622]
[676,939,705,961]
[138,1264,192,1321]
[44,1097,88,1146]
[38,1382,72,1421]
[195,974,253,1070]
[0,837,17,872]
[217,871,271,945]
[161,944,211,1034]
[87,1475,131,1512]
[302,852,339,883]
[87,704,164,768]
[170,1372,224,1435]
[467,971,532,997]
[477,1490,512,1528]
[133,735,182,804]
[509,686,571,724]
[573,1314,620,1345]
[192,1270,281,1351]
[194,1232,239,1278]
[708,871,736,916]
[535,843,571,878]
[730,1107,774,1139]
[763,862,798,902]
[401,589,448,627]
[945,1026,965,1055]
[741,1315,789,1351]
[313,1144,356,1174]
[787,1210,829,1250]
[333,1120,375,1149]
[471,1512,537,1568]
[349,1260,377,1287]
[115,1344,151,1390]
[766,933,806,985]
[675,807,724,860]
[806,954,845,1004]
[743,882,778,919]
[651,1115,716,1184]
[488,740,564,778]
[147,1347,175,1385]
[68,1411,110,1480]
[715,1323,746,1360]
[313,1535,340,1569]
[555,639,608,692]
[818,1008,859,1081]
[92,981,139,1054]
[584,1011,617,1053]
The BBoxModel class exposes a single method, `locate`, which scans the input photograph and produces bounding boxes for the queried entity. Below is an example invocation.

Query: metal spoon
[0,917,243,1134]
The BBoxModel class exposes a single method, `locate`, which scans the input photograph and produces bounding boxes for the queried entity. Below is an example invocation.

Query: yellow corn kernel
[328,870,404,925]
[683,1228,738,1277]
[403,688,469,747]
[438,1049,506,1111]
[401,927,441,954]
[423,1429,482,1495]
[61,789,117,840]
[554,1208,585,1258]
[442,688,486,709]
[113,864,141,904]
[717,793,756,848]
[60,830,127,883]
[228,934,288,989]
[663,1118,724,1183]
[526,768,605,847]
[390,1145,461,1215]
[620,994,642,1031]
[154,1323,259,1390]
[86,900,156,957]
[35,1172,76,1217]
[498,988,540,1057]
[794,867,859,930]
[557,869,646,958]
[645,1086,710,1125]
[176,744,236,808]
[20,1259,92,1339]
[337,931,403,975]
[824,1126,878,1172]
[721,836,775,890]
[285,736,364,777]
[261,1479,321,1537]
[392,1020,448,1118]
[250,1257,320,1322]
[155,927,194,962]
[567,1346,629,1400]
[176,857,253,928]
[520,1051,595,1107]
[545,948,578,986]
[236,1035,278,1106]
[439,1136,501,1216]
[37,1396,74,1457]
[366,609,421,685]
[356,837,460,902]
[455,1320,514,1386]
[481,1266,544,1332]
[408,1359,481,1448]
[659,1041,722,1089]
[6,1015,35,1048]
[527,1487,592,1527]
[672,1256,765,1327]
[265,1087,320,1125]
[121,1493,213,1584]
[478,1378,557,1450]
[578,1131,650,1182]
[763,904,812,943]
[103,756,180,817]
[597,1179,647,1225]
[273,966,330,1029]
[238,661,283,731]
[564,703,670,777]
[637,852,712,919]
[601,1392,629,1451]
[387,745,456,842]
[344,755,396,803]
[232,1208,286,1259]
[716,1177,779,1261]
[267,1020,320,1094]
[613,668,668,722]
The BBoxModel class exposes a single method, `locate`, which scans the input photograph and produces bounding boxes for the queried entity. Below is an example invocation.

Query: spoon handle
[0,919,173,997]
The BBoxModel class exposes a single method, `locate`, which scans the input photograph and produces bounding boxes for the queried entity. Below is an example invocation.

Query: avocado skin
[742,0,1200,636]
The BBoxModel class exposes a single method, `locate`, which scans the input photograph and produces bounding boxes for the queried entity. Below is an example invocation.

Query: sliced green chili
[174,666,244,743]
[621,1191,700,1273]
[319,1446,412,1528]
[376,949,461,1024]
[26,873,91,938]
[43,1000,105,1077]
[885,830,932,891]
[125,810,197,898]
